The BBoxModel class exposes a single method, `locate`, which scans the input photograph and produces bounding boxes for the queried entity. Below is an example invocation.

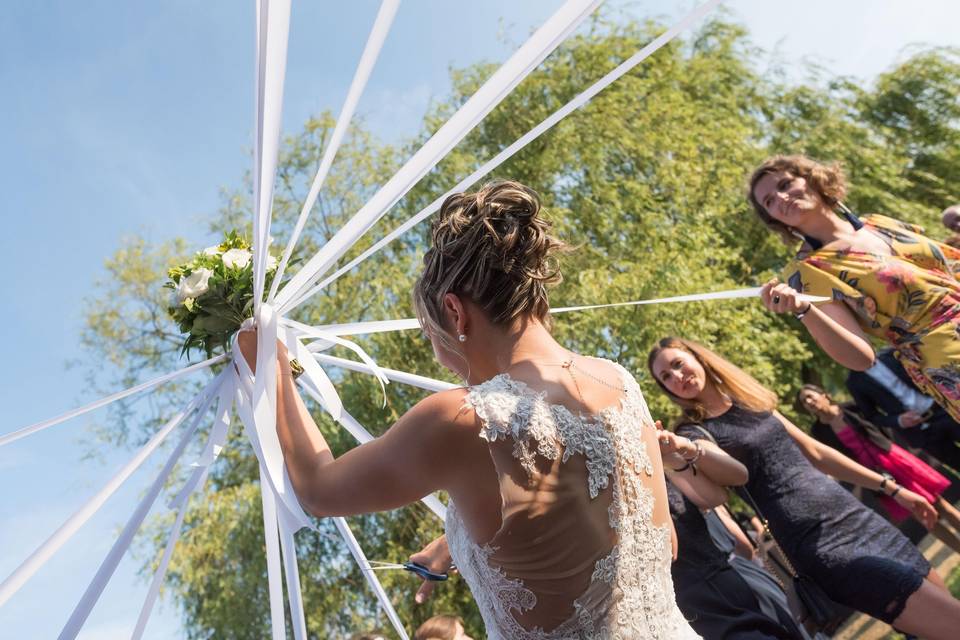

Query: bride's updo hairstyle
[414,180,567,351]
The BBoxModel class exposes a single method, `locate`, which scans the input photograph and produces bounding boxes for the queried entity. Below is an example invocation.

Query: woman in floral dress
[748,154,960,421]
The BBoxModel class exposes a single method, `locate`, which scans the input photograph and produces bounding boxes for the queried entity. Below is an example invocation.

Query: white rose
[203,245,222,256]
[222,248,252,270]
[177,268,213,301]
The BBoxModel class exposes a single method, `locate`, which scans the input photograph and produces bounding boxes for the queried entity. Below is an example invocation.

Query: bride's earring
[458,334,467,343]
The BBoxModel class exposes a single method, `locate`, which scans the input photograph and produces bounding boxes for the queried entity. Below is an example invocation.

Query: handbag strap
[682,422,801,580]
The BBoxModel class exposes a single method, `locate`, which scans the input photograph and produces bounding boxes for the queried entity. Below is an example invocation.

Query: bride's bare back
[443,356,697,639]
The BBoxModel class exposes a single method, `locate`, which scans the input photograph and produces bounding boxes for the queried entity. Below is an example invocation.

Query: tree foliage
[78,15,959,639]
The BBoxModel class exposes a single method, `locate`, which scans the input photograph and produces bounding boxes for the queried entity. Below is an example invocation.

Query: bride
[239,181,699,638]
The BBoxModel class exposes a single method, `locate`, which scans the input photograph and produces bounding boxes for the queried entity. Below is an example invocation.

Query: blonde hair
[647,337,778,422]
[414,614,462,640]
[747,155,848,245]
[413,181,567,353]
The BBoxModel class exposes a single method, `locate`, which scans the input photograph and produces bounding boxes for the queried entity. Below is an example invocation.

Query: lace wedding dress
[445,361,700,639]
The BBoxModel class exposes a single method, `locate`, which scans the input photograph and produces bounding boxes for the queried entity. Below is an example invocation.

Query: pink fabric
[836,425,950,522]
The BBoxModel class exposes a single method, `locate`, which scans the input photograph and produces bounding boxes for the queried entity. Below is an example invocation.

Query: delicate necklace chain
[561,360,586,405]
[558,357,626,405]
[505,354,625,406]
[565,358,626,392]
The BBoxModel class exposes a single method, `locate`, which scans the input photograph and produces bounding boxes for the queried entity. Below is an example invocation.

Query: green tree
[78,16,960,639]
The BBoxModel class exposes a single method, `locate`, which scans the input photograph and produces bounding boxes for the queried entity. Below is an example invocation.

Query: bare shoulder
[579,354,628,378]
[401,387,479,437]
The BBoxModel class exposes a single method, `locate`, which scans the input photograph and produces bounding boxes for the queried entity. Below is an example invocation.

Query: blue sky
[1,1,957,638]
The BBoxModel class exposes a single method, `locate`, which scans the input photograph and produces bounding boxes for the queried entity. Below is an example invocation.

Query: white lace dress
[445,363,700,639]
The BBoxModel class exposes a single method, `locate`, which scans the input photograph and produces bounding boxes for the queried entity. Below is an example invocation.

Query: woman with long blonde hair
[647,337,960,639]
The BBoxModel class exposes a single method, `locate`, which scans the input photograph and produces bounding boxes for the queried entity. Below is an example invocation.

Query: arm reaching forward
[239,330,474,517]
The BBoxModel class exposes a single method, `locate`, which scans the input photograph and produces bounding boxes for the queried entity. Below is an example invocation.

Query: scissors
[367,560,450,581]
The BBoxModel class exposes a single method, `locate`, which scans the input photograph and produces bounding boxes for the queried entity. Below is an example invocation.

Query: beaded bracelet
[682,440,703,465]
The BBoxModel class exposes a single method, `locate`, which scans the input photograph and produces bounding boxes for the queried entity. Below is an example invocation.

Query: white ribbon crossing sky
[281,0,723,313]
[274,0,605,313]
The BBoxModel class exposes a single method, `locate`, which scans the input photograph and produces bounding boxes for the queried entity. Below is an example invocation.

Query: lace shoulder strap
[464,375,540,444]
[603,359,656,428]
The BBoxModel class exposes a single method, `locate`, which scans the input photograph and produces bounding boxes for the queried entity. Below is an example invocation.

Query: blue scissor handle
[403,561,448,581]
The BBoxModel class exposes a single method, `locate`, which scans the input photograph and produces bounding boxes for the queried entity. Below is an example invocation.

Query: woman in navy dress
[647,337,960,640]
[656,422,803,638]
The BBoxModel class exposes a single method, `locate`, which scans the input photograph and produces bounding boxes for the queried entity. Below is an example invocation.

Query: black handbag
[683,423,849,634]
[739,487,848,634]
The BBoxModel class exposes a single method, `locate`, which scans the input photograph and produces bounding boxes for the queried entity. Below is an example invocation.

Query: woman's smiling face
[753,169,826,229]
[651,347,706,400]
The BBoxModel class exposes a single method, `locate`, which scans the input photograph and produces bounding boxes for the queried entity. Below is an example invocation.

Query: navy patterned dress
[678,405,929,623]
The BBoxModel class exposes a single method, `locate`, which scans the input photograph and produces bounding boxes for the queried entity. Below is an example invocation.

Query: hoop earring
[458,334,467,343]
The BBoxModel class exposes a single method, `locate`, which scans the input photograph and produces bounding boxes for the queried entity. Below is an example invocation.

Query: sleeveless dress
[678,405,930,624]
[782,214,960,421]
[445,363,700,639]
[667,483,802,639]
[834,423,950,522]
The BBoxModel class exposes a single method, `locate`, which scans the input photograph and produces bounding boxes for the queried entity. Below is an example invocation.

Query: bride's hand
[236,329,292,374]
[409,535,453,604]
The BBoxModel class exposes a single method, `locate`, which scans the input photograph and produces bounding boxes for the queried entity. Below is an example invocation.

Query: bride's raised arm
[239,330,473,517]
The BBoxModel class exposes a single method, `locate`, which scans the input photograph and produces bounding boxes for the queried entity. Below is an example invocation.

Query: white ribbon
[274,0,604,313]
[57,375,224,639]
[232,308,313,531]
[311,352,457,394]
[282,318,389,405]
[333,517,410,640]
[284,0,722,312]
[291,286,831,340]
[0,378,218,608]
[252,0,291,315]
[131,378,237,640]
[0,353,225,448]
[268,0,401,302]
[551,286,831,313]
[279,511,308,640]
[304,317,421,337]
[259,465,287,640]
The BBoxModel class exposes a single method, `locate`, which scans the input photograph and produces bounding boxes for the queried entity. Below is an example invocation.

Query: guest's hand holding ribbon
[760,277,810,316]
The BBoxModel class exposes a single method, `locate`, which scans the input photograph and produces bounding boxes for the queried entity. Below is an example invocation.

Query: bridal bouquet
[166,231,280,358]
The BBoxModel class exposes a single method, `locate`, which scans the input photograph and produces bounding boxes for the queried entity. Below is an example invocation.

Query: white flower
[203,245,222,256]
[267,254,278,270]
[222,248,252,270]
[177,268,213,301]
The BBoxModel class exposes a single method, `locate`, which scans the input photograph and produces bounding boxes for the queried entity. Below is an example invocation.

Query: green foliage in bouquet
[165,231,281,358]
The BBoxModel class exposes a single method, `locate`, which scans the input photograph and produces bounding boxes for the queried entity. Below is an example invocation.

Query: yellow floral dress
[783,214,960,421]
